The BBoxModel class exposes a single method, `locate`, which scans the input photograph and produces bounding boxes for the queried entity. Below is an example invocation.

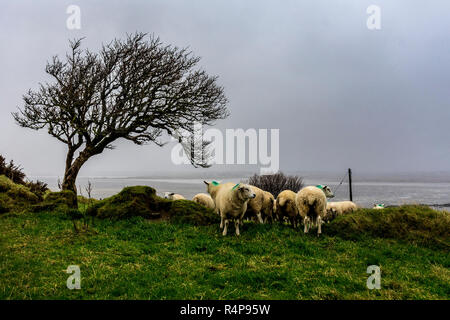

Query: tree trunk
[62,150,91,203]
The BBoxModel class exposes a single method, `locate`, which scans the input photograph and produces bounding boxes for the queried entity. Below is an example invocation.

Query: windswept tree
[13,33,229,196]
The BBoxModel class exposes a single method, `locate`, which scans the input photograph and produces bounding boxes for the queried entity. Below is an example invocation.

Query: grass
[0,206,449,299]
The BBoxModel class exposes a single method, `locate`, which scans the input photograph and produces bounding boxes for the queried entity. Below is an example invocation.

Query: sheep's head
[204,180,221,194]
[233,183,256,201]
[317,185,334,198]
[325,206,337,222]
[164,192,175,199]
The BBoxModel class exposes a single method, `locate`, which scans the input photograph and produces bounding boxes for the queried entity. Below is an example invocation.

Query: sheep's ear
[169,192,175,196]
[203,181,209,185]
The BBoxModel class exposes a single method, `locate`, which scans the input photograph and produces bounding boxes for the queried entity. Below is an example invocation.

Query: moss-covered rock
[169,199,219,226]
[86,186,171,219]
[0,175,39,213]
[31,190,78,212]
[325,205,450,249]
[87,186,219,225]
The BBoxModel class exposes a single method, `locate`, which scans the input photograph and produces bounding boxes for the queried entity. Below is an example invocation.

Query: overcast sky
[0,0,449,177]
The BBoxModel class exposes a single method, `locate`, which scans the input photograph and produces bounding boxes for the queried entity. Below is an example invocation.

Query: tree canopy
[13,33,229,195]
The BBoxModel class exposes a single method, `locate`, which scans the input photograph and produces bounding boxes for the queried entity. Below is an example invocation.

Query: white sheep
[325,201,358,222]
[164,192,186,200]
[373,203,385,210]
[276,190,299,227]
[192,193,215,210]
[261,191,276,223]
[204,181,256,236]
[244,185,268,224]
[295,185,334,236]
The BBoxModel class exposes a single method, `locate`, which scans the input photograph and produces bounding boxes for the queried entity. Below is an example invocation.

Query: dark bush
[246,172,303,198]
[0,154,48,199]
[26,180,49,200]
[0,155,26,185]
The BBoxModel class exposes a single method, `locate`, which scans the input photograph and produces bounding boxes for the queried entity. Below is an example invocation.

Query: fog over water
[32,170,450,209]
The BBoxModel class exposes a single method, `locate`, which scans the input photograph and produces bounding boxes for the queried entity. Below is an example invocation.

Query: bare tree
[13,33,229,198]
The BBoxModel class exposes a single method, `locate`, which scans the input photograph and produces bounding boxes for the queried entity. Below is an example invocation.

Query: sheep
[373,203,385,210]
[164,192,185,200]
[192,193,215,210]
[276,190,299,227]
[261,191,276,223]
[295,185,334,236]
[244,185,267,224]
[324,201,358,222]
[204,181,256,236]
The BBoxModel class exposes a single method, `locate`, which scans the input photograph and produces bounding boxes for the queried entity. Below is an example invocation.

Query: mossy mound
[31,190,78,212]
[0,175,39,213]
[77,195,98,205]
[169,199,219,226]
[87,186,219,225]
[86,186,171,220]
[325,205,450,249]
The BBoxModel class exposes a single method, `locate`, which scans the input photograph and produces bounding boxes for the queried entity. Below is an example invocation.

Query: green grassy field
[1,207,449,300]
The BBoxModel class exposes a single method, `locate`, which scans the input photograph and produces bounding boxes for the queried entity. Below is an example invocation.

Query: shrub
[246,172,303,198]
[25,180,49,200]
[0,154,48,199]
[0,155,26,185]
[325,205,450,250]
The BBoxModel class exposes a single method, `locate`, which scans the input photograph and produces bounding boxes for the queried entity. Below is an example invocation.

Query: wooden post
[348,168,353,201]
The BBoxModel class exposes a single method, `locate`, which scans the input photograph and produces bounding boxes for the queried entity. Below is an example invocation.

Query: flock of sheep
[164,181,362,236]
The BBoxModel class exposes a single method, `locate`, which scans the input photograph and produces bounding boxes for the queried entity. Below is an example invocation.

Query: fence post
[348,168,353,201]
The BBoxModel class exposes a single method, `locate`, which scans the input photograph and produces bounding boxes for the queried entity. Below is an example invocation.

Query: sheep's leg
[222,219,229,236]
[257,212,264,224]
[289,216,295,228]
[220,215,224,229]
[317,216,323,236]
[235,220,240,236]
[303,217,309,233]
